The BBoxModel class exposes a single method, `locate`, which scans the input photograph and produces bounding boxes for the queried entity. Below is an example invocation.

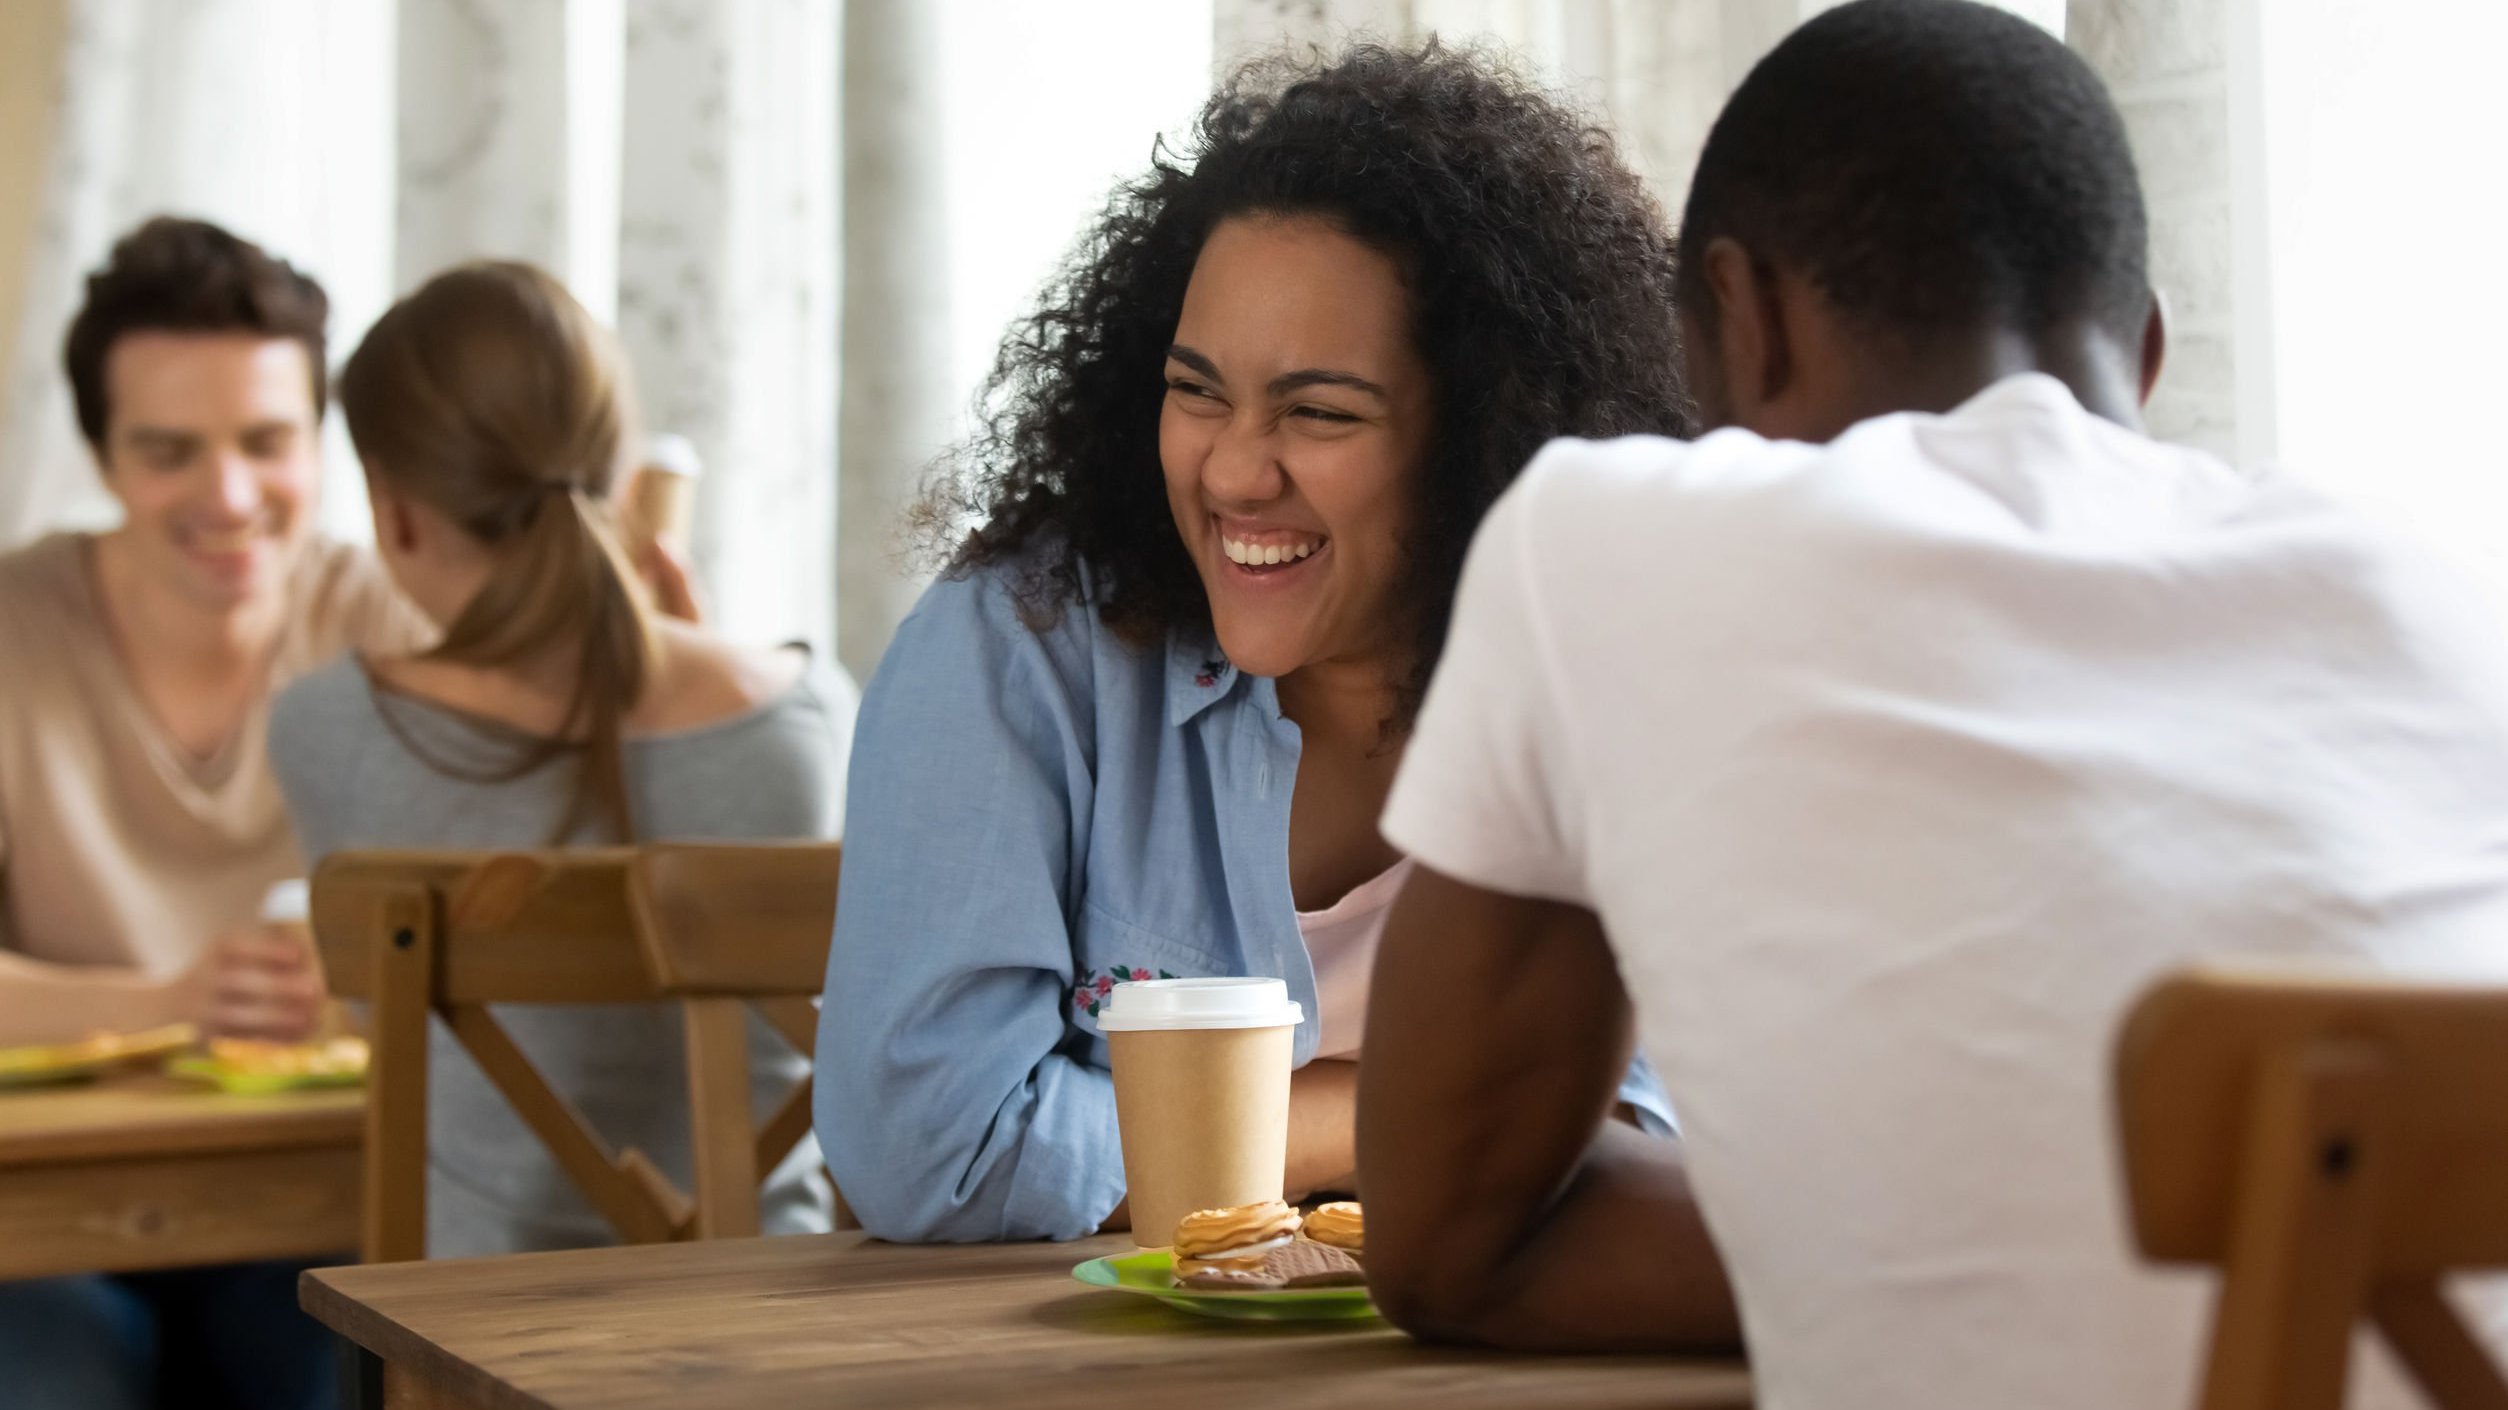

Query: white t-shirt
[1381,374,2508,1410]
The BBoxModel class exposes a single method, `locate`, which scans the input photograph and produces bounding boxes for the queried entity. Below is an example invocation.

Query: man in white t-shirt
[1356,2,2508,1405]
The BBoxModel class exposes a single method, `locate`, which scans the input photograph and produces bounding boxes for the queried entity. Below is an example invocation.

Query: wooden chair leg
[753,1077,814,1177]
[2199,1039,2389,1410]
[752,996,818,1058]
[683,998,762,1239]
[2373,1280,2508,1410]
[441,1005,688,1244]
[365,885,438,1264]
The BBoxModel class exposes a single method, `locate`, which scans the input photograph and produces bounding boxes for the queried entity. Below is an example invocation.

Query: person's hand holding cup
[620,433,705,623]
[182,878,325,1040]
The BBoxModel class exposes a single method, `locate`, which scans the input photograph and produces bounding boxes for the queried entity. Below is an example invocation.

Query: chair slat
[2117,967,2508,1271]
[441,1005,683,1245]
[312,845,841,1261]
[630,843,839,994]
[2116,965,2508,1410]
[753,1077,816,1177]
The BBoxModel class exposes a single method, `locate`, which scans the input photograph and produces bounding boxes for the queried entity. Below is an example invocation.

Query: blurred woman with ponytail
[268,261,854,1256]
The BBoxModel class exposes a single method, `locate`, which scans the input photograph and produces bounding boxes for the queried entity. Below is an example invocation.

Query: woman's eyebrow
[1165,345,1223,381]
[1268,368,1386,400]
[1165,346,1388,402]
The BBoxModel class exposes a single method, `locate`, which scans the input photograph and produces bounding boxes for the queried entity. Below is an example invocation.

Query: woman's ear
[365,470,421,556]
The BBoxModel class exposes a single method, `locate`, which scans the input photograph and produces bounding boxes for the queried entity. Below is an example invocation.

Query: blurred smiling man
[0,217,425,1410]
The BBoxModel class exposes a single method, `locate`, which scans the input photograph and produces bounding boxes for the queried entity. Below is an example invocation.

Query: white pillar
[616,0,838,652]
[838,0,954,681]
[1216,0,1412,75]
[395,0,622,313]
[2070,0,2240,460]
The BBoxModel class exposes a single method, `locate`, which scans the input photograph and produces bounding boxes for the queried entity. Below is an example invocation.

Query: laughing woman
[818,43,1689,1241]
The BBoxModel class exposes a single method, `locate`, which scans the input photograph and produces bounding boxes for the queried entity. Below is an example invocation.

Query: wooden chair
[2115,965,2508,1410]
[310,842,841,1263]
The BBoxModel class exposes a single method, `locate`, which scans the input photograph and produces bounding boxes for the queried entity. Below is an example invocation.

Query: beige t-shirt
[0,532,424,980]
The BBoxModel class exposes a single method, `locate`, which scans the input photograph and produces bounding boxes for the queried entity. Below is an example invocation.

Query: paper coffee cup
[620,433,702,553]
[1097,977,1303,1249]
[261,878,310,925]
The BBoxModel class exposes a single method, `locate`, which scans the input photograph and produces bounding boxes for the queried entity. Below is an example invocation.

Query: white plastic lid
[1093,976,1304,1032]
[643,432,704,479]
[261,878,310,924]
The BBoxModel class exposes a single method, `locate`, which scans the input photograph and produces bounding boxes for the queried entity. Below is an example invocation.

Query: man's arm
[1357,864,1741,1353]
[0,928,324,1047]
[0,948,191,1047]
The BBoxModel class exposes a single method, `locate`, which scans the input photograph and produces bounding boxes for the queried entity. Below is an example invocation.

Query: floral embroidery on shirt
[1073,966,1177,1018]
[1194,658,1227,688]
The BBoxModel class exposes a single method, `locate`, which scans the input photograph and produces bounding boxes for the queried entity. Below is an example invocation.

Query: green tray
[1071,1249,1378,1322]
[0,1058,111,1089]
[164,1054,365,1096]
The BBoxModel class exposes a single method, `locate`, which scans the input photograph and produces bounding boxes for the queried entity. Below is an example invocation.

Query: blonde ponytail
[338,261,655,842]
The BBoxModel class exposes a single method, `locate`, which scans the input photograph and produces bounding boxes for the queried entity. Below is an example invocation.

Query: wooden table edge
[303,1265,556,1410]
[0,1082,367,1166]
[0,1107,363,1165]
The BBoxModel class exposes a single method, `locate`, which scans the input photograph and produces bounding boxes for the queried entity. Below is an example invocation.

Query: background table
[305,1231,1753,1409]
[0,1073,362,1279]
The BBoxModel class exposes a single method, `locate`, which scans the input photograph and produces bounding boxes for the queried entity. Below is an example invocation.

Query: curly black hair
[920,40,1691,724]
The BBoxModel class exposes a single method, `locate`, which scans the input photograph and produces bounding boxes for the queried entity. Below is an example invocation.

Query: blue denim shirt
[815,559,1674,1242]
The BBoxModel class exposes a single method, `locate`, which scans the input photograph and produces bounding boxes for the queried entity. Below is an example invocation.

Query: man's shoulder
[0,532,86,618]
[284,537,429,661]
[1519,427,1811,497]
[1489,429,1836,591]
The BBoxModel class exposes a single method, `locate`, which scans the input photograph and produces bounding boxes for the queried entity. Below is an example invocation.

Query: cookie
[1298,1201,1363,1258]
[1175,1263,1286,1291]
[1264,1239,1365,1288]
[1172,1200,1303,1266]
[1171,1237,1365,1291]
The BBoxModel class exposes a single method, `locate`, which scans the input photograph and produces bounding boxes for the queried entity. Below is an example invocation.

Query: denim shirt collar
[1164,626,1271,727]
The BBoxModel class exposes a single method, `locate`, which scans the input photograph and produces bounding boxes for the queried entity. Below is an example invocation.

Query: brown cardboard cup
[1098,977,1302,1249]
[619,434,701,553]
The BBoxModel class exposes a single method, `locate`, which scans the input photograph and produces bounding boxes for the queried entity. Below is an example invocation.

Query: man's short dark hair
[1676,0,2149,345]
[62,216,330,448]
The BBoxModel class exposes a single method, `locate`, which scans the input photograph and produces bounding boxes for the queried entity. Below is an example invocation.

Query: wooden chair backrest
[2115,965,2508,1410]
[311,843,841,1263]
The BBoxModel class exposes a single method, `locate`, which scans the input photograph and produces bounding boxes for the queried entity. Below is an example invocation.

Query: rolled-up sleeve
[814,569,1129,1241]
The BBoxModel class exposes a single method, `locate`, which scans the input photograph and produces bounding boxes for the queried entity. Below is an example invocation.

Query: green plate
[163,1054,365,1096]
[0,1058,110,1090]
[1071,1250,1378,1322]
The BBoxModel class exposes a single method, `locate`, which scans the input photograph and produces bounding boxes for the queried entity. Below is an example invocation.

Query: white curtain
[0,0,395,546]
[1213,0,2065,243]
[382,0,849,653]
[0,0,883,662]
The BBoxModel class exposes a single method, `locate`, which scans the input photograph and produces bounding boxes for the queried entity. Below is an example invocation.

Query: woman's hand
[635,539,705,624]
[184,924,326,1040]
[1287,1057,1361,1200]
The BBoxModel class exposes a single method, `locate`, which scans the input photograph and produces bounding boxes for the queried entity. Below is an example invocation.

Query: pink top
[1297,857,1416,1060]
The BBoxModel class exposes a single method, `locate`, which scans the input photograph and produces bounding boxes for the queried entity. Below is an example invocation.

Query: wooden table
[304,1232,1753,1409]
[0,1073,362,1279]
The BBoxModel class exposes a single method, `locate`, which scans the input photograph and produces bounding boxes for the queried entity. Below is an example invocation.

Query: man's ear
[2138,287,2169,407]
[1700,236,1793,421]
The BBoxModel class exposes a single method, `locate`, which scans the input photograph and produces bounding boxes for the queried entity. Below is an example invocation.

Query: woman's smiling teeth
[1222,534,1323,566]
